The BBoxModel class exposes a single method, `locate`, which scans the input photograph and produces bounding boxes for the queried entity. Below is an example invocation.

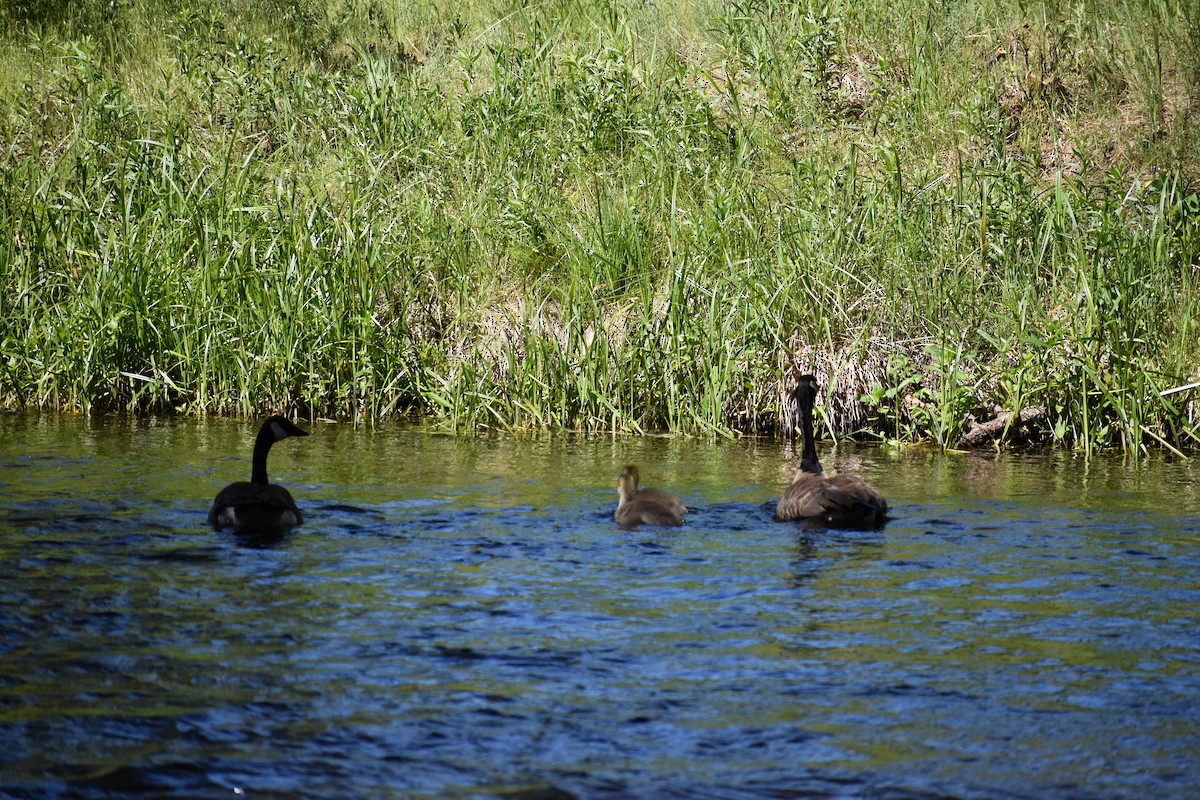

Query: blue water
[1,415,1198,799]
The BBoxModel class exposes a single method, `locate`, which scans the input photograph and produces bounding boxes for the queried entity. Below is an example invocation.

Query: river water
[1,414,1198,799]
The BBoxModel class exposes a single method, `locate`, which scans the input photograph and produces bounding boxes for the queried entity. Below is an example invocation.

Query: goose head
[617,466,639,505]
[264,415,309,443]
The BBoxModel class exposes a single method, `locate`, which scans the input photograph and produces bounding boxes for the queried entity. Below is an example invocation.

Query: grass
[0,0,1198,452]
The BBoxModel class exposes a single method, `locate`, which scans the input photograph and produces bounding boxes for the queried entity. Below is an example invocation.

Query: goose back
[775,471,887,526]
[209,481,304,533]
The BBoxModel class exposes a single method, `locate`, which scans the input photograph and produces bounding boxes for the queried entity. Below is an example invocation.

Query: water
[1,414,1198,799]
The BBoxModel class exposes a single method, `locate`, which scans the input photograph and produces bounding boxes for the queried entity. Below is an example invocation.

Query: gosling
[614,465,687,528]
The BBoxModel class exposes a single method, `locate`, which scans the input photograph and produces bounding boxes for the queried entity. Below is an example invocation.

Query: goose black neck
[250,424,277,485]
[797,386,823,475]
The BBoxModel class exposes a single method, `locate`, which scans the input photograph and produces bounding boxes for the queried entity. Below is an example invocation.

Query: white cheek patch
[270,419,289,440]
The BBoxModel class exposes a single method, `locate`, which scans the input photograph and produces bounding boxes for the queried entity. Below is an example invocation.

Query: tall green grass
[0,0,1198,451]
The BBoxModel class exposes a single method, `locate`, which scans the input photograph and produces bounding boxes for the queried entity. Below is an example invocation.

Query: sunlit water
[1,414,1198,799]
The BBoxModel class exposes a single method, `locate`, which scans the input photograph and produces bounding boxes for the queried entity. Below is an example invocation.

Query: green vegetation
[1,0,1198,450]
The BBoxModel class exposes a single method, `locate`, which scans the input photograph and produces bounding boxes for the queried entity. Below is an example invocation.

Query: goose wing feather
[826,474,888,515]
[775,474,834,520]
[635,487,688,517]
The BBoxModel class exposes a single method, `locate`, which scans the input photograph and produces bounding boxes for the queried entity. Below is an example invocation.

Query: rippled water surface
[2,414,1199,799]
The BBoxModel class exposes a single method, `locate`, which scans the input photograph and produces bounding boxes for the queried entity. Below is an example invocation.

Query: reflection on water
[1,413,1198,799]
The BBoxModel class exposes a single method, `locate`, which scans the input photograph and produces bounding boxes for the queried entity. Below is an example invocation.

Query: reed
[1,0,1198,451]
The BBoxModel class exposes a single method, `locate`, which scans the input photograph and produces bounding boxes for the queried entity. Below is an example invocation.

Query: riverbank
[1,0,1198,449]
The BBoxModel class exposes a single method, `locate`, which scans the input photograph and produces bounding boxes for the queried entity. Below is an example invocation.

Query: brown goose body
[775,472,888,525]
[209,416,309,535]
[614,465,687,528]
[776,375,887,527]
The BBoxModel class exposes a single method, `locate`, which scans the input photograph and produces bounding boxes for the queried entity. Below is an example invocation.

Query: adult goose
[614,465,687,528]
[776,375,887,526]
[209,416,309,535]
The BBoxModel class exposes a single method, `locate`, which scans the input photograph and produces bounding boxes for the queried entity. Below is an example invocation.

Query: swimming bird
[209,416,309,535]
[776,375,887,526]
[614,465,687,528]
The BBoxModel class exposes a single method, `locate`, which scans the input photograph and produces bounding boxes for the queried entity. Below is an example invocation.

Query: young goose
[614,465,687,528]
[209,416,309,535]
[776,375,887,526]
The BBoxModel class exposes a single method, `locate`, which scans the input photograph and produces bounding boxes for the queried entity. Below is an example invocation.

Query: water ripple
[2,422,1199,799]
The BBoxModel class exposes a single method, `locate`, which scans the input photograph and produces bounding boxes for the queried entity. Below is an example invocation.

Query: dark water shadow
[225,528,290,549]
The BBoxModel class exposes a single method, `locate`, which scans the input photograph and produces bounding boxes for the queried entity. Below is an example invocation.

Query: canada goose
[209,416,309,534]
[776,375,887,526]
[614,465,687,528]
